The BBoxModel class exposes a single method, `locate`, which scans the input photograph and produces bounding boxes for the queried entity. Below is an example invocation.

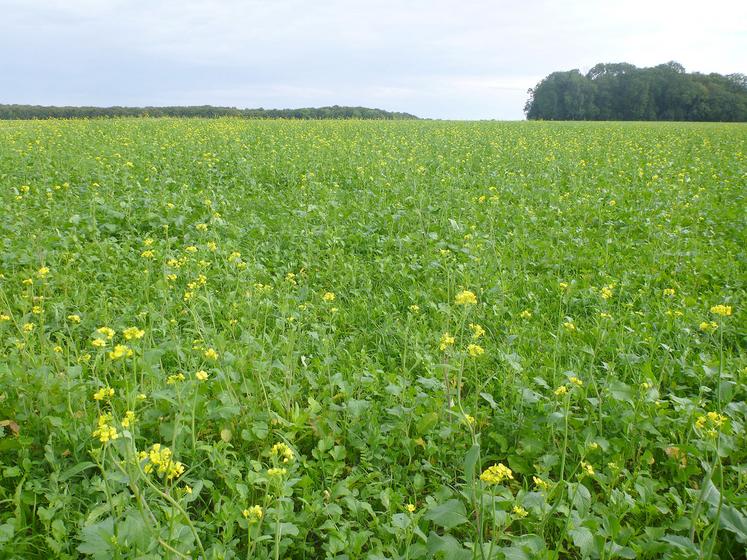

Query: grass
[0,118,745,559]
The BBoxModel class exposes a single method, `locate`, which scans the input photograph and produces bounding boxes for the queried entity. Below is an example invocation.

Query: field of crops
[0,118,745,559]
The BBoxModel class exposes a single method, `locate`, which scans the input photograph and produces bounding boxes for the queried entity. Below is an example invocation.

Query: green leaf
[77,518,115,558]
[59,462,97,482]
[424,499,467,530]
[416,412,439,435]
[464,444,480,482]
[569,526,595,556]
[279,522,299,536]
[717,504,747,543]
[425,532,472,560]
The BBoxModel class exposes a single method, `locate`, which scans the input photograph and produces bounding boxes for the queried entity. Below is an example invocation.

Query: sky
[1,0,745,119]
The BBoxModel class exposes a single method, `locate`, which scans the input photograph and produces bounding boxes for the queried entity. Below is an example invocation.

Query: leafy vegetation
[0,118,745,559]
[0,105,418,120]
[525,62,747,121]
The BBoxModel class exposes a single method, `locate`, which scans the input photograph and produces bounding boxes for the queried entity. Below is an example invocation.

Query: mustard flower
[454,290,477,305]
[439,332,455,351]
[469,323,485,338]
[93,387,115,401]
[710,304,732,317]
[512,505,528,518]
[243,505,263,522]
[480,463,513,485]
[108,344,133,360]
[271,442,295,463]
[123,327,145,340]
[467,343,485,357]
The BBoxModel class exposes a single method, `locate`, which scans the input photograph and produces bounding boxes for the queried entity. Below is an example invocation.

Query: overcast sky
[1,0,745,119]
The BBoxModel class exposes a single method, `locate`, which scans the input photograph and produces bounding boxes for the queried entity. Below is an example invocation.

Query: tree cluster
[525,62,747,121]
[0,104,418,120]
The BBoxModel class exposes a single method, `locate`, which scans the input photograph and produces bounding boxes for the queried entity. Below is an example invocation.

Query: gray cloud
[1,0,744,119]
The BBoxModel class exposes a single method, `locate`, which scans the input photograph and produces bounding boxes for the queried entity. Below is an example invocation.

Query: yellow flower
[439,332,455,351]
[140,250,155,258]
[37,266,50,278]
[121,410,136,428]
[569,376,583,387]
[0,313,10,321]
[167,373,186,384]
[143,238,154,246]
[92,414,119,444]
[185,245,198,253]
[123,327,145,340]
[512,505,528,518]
[204,348,218,360]
[408,304,420,313]
[559,282,569,291]
[195,370,209,381]
[195,223,208,231]
[207,241,217,251]
[271,442,295,463]
[710,304,732,317]
[322,291,336,302]
[699,321,718,333]
[285,272,297,285]
[480,463,513,485]
[600,285,613,300]
[454,290,477,305]
[22,278,33,286]
[554,385,568,397]
[93,387,115,401]
[22,322,35,333]
[663,288,676,297]
[520,309,532,319]
[532,476,550,491]
[97,326,115,339]
[32,305,42,314]
[267,467,287,477]
[563,321,576,332]
[167,273,177,282]
[91,338,106,348]
[467,344,484,357]
[108,344,133,360]
[695,411,727,437]
[405,503,416,513]
[141,443,185,480]
[243,505,263,522]
[469,323,485,338]
[581,461,595,476]
[706,411,726,426]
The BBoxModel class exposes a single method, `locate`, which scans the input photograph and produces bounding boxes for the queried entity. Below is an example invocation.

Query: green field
[0,119,745,559]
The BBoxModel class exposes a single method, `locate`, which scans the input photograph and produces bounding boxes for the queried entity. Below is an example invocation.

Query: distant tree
[526,62,747,121]
[0,105,419,120]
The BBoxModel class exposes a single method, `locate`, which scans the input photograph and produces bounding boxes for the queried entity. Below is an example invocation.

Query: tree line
[525,62,747,121]
[0,104,418,120]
